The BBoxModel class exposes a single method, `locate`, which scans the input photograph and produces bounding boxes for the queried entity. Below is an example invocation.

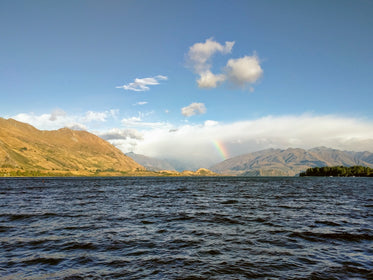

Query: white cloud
[99,128,143,141]
[204,120,219,127]
[83,111,108,122]
[197,71,226,88]
[121,112,171,129]
[186,38,263,90]
[49,109,67,121]
[181,103,207,117]
[12,109,119,131]
[11,110,373,170]
[116,75,167,92]
[109,109,120,118]
[225,54,263,87]
[13,112,76,131]
[188,38,234,74]
[134,101,148,106]
[106,114,373,169]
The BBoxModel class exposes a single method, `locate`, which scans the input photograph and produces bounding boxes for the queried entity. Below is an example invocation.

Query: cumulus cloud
[225,54,263,87]
[116,75,167,92]
[181,103,207,117]
[188,38,234,73]
[187,38,234,89]
[197,71,226,88]
[187,38,263,90]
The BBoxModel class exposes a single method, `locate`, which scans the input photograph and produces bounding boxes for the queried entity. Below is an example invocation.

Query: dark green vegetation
[300,166,373,177]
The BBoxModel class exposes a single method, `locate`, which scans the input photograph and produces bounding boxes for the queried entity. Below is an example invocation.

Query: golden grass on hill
[0,118,144,176]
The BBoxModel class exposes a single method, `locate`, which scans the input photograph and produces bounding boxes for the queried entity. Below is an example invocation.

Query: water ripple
[0,177,372,279]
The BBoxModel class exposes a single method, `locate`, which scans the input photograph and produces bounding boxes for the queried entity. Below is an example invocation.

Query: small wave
[309,264,373,279]
[72,256,95,265]
[170,213,194,221]
[210,215,243,225]
[315,220,341,226]
[23,257,64,266]
[62,242,97,251]
[289,231,373,242]
[199,249,221,255]
[141,220,154,224]
[63,276,85,280]
[0,225,12,233]
[5,212,57,221]
[220,199,238,204]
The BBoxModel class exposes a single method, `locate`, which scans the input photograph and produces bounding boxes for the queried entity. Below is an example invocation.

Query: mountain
[0,118,144,176]
[210,147,373,176]
[126,152,176,171]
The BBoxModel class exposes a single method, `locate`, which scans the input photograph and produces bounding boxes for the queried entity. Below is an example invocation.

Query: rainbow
[213,140,229,160]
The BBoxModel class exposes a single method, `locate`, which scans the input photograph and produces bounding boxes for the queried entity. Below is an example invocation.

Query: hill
[210,147,373,176]
[126,152,176,171]
[156,168,218,176]
[0,118,144,176]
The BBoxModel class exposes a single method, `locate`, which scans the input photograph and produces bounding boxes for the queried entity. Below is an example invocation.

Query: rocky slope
[0,118,144,176]
[210,147,373,176]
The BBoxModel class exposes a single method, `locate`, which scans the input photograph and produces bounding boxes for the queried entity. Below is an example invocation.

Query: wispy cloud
[99,128,143,141]
[49,109,67,121]
[12,109,120,131]
[134,101,148,106]
[116,75,167,92]
[187,38,263,90]
[181,102,207,117]
[121,112,171,129]
[82,111,108,122]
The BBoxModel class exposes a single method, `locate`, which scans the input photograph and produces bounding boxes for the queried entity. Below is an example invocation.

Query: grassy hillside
[0,118,144,176]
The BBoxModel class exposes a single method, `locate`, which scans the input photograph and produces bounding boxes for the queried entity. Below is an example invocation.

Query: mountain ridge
[210,147,373,176]
[0,118,144,176]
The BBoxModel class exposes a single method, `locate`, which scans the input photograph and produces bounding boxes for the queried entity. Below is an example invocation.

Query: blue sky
[1,0,373,168]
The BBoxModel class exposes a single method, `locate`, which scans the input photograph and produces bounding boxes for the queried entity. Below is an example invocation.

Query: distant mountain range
[210,147,373,176]
[126,152,176,171]
[0,118,217,177]
[2,118,373,177]
[0,118,144,176]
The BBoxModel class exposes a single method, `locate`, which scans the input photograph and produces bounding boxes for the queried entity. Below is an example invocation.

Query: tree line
[300,166,373,177]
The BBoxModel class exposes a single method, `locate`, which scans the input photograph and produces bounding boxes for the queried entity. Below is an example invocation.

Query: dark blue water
[0,177,372,279]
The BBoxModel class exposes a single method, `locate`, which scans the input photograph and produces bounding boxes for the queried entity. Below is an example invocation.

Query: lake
[0,177,372,279]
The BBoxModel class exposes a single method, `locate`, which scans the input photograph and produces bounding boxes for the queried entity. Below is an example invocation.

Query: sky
[1,0,373,169]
